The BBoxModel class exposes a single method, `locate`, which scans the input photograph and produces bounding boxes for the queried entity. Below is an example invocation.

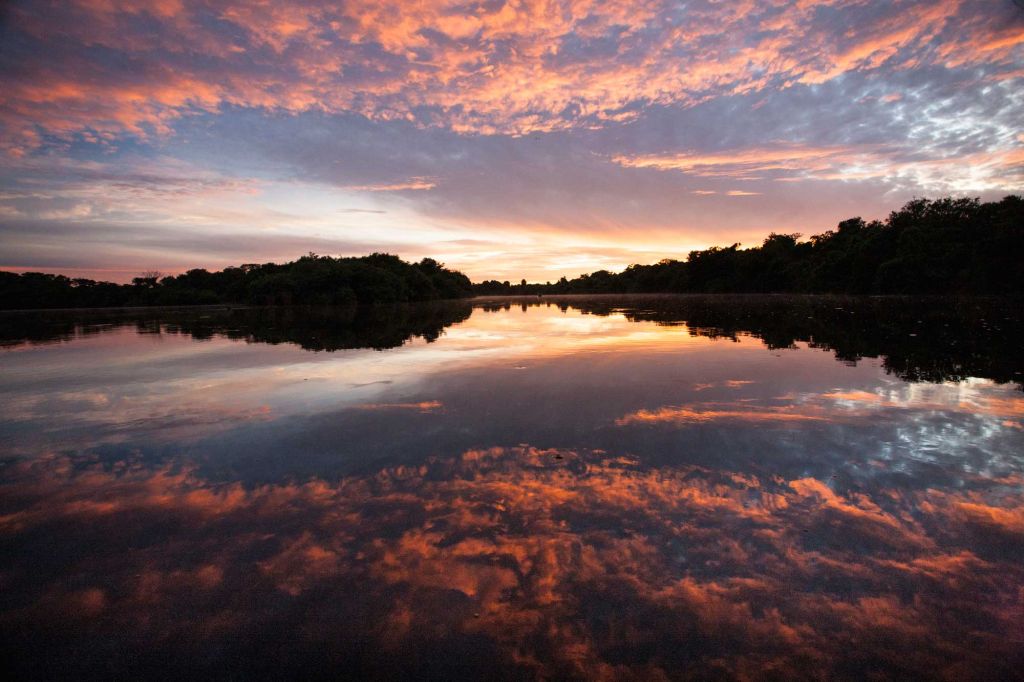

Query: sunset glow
[1,0,1021,280]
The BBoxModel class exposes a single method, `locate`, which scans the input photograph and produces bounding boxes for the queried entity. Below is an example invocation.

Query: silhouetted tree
[473,195,1023,297]
[0,254,474,310]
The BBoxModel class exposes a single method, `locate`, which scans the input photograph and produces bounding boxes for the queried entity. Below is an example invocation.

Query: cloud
[2,446,1022,677]
[1,0,1020,148]
[613,145,865,177]
[614,143,1024,192]
[0,0,1021,278]
[339,178,437,192]
[614,386,1024,430]
[615,403,828,426]
[354,400,443,412]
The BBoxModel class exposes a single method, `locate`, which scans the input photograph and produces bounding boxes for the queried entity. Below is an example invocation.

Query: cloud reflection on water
[2,446,1022,679]
[1,298,1022,677]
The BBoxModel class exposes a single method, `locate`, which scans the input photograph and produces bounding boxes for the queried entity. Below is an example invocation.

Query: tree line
[2,195,1021,310]
[1,302,473,352]
[9,294,1017,390]
[0,253,474,310]
[475,195,1023,296]
[545,294,1024,389]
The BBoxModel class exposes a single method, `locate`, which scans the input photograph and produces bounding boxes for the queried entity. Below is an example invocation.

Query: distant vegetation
[542,295,1024,389]
[0,253,474,310]
[2,196,1021,310]
[476,196,1024,296]
[4,296,1021,390]
[0,302,473,352]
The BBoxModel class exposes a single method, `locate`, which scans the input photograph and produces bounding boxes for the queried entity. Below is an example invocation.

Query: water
[1,296,1022,679]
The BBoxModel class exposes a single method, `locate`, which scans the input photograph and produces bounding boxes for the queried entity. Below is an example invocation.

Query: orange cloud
[613,145,863,177]
[614,144,1024,191]
[340,178,438,192]
[354,400,443,412]
[615,403,829,426]
[2,445,1022,677]
[2,0,1019,153]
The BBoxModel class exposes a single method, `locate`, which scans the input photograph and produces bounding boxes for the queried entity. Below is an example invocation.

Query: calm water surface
[1,296,1022,679]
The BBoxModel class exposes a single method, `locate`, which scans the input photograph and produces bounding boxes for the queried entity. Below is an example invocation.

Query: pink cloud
[3,446,1021,677]
[2,0,1020,152]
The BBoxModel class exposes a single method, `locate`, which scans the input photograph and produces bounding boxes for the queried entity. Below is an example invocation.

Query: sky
[0,0,1022,283]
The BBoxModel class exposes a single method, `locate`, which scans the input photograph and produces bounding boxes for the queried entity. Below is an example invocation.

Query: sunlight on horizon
[1,0,1021,281]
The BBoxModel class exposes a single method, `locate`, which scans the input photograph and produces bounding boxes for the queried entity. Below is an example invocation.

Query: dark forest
[477,196,1023,296]
[2,195,1021,310]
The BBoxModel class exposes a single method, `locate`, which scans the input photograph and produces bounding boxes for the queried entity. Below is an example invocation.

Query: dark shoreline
[4,291,1022,315]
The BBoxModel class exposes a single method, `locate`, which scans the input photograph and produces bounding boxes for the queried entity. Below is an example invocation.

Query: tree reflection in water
[1,295,1021,679]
